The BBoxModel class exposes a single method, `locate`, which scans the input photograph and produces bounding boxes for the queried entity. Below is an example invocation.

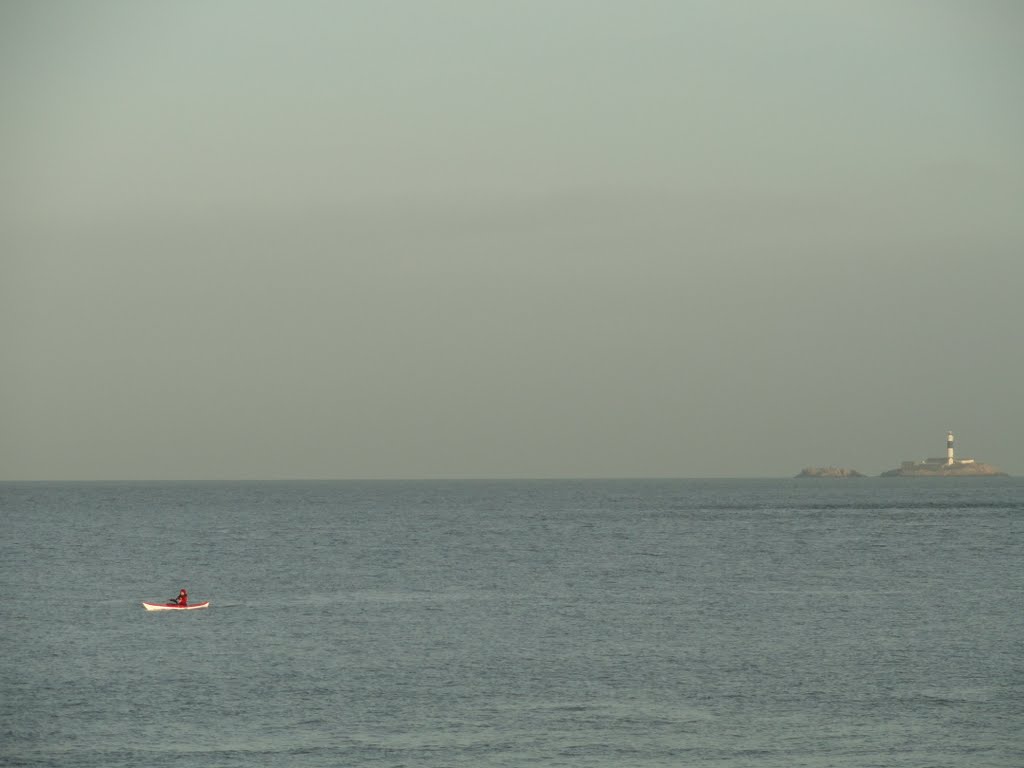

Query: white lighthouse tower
[947,431,955,465]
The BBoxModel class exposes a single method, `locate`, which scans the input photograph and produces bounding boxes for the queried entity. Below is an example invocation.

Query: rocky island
[796,467,865,478]
[879,432,1008,477]
[880,461,1007,477]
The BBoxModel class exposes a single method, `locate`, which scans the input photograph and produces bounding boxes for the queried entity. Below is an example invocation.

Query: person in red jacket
[173,588,188,607]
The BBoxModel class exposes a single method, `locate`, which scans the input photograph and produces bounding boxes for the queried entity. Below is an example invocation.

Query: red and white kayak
[142,601,210,611]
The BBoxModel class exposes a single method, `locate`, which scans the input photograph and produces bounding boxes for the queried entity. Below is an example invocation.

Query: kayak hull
[142,601,210,611]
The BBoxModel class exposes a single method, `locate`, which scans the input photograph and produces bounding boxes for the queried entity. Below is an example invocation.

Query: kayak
[142,601,210,611]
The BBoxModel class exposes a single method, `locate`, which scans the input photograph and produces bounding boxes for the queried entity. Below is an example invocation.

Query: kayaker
[173,588,188,607]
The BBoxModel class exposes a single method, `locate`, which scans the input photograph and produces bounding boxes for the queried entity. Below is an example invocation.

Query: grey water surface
[2,479,1022,767]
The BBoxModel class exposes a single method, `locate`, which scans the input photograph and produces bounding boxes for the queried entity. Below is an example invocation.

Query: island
[796,467,865,478]
[879,431,1008,477]
[880,461,1007,477]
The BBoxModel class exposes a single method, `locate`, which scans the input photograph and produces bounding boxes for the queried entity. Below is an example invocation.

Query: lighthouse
[947,431,955,465]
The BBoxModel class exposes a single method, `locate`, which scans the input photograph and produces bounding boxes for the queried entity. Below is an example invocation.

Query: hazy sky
[2,1,1022,480]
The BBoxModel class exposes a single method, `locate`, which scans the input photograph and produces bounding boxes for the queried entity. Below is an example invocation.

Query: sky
[2,1,1022,480]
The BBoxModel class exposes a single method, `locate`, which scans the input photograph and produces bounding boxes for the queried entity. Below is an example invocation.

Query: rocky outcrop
[796,467,865,478]
[880,462,1007,477]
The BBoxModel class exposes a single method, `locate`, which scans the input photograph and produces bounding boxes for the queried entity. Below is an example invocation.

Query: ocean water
[1,478,1022,767]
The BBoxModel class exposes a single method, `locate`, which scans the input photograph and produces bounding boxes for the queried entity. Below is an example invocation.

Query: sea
[1,478,1022,768]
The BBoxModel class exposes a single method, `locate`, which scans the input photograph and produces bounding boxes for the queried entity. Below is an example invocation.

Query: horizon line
[1,474,1014,483]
